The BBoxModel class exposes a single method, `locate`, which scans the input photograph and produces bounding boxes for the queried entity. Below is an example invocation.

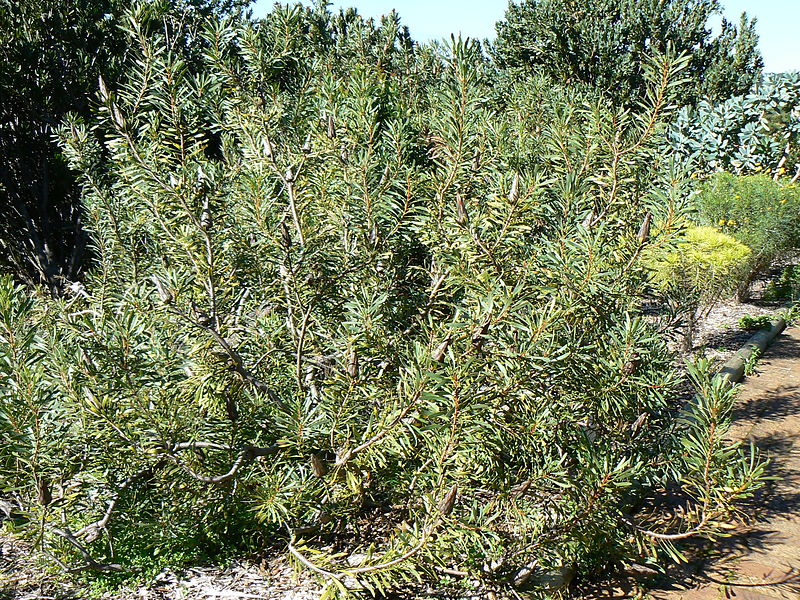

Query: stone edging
[717,318,786,384]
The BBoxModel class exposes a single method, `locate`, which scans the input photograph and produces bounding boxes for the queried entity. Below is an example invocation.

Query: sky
[250,0,800,73]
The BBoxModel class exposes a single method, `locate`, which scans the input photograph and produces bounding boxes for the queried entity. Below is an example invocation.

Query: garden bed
[690,257,796,364]
[693,300,781,364]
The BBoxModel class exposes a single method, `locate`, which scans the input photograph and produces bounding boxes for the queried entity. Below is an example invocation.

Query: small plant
[764,265,800,301]
[744,347,762,376]
[781,304,800,326]
[738,314,773,331]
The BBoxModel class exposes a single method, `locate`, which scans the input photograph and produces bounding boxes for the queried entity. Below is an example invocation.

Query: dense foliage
[0,4,770,598]
[764,264,800,301]
[668,73,800,178]
[695,173,800,298]
[493,0,762,107]
[0,0,246,291]
[647,225,751,349]
[0,0,122,290]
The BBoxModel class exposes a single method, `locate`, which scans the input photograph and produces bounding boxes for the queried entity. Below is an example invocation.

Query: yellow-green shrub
[696,173,800,298]
[648,226,751,349]
[649,226,752,293]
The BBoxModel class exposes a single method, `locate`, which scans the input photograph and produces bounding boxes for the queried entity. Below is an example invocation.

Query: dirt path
[648,327,800,600]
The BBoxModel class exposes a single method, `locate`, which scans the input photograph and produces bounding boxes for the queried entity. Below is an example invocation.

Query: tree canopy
[492,0,763,106]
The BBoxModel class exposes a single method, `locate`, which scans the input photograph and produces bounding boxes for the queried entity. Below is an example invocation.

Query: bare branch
[75,462,165,541]
[169,305,281,401]
[621,512,710,541]
[49,527,126,573]
[168,442,282,484]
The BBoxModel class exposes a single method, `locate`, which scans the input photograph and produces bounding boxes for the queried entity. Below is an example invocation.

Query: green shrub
[492,0,761,108]
[0,6,767,597]
[668,73,800,179]
[738,314,772,331]
[0,0,240,290]
[696,173,800,298]
[647,226,751,350]
[764,264,800,301]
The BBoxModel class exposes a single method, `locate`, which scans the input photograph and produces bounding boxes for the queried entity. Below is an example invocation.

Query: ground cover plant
[0,1,770,598]
[738,314,773,331]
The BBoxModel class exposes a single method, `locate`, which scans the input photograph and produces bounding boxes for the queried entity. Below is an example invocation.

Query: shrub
[667,73,800,179]
[738,314,772,331]
[0,0,241,290]
[492,0,761,107]
[647,226,751,350]
[0,6,766,597]
[764,264,800,301]
[695,173,800,299]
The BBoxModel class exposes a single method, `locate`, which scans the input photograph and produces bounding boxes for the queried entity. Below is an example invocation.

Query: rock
[622,563,660,579]
[534,565,576,592]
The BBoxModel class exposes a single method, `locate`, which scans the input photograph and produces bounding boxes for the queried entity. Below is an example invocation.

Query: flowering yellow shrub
[697,173,800,298]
